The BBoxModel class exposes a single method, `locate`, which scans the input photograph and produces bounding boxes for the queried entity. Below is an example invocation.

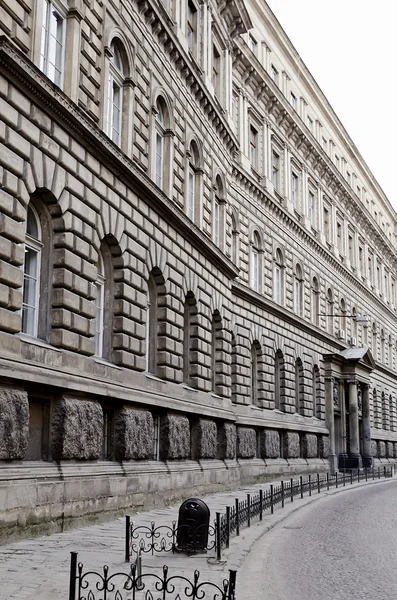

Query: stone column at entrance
[325,376,337,472]
[347,380,362,468]
[362,384,372,468]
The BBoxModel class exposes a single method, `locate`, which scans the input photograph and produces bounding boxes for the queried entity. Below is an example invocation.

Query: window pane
[22,247,39,336]
[188,169,195,219]
[112,83,121,144]
[156,133,163,188]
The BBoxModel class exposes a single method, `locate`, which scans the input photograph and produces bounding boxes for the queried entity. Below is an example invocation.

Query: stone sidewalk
[0,472,394,599]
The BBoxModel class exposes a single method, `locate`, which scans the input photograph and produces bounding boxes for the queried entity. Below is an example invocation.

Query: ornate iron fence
[68,552,237,600]
[125,465,393,562]
[125,518,216,560]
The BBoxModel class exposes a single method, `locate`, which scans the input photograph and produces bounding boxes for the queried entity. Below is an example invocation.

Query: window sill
[94,357,122,370]
[181,384,199,393]
[145,372,165,383]
[18,334,62,352]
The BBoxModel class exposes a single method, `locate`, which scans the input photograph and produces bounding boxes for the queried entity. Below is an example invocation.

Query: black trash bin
[176,498,210,553]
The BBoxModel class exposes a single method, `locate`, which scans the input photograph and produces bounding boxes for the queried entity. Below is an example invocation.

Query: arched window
[95,252,106,357]
[183,292,198,387]
[382,391,388,430]
[351,306,357,340]
[326,288,334,334]
[313,364,321,418]
[213,175,226,249]
[294,263,303,316]
[389,395,394,432]
[231,333,238,403]
[274,249,284,305]
[373,388,377,428]
[339,297,346,334]
[372,322,377,360]
[146,269,166,376]
[389,335,393,368]
[251,341,261,406]
[211,311,222,395]
[380,329,385,363]
[22,204,43,337]
[106,41,127,146]
[251,231,262,293]
[311,277,320,326]
[295,358,303,414]
[231,213,239,265]
[274,350,285,411]
[155,98,166,189]
[187,140,202,224]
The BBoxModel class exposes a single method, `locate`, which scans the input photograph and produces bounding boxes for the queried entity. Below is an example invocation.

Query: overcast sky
[265,0,397,210]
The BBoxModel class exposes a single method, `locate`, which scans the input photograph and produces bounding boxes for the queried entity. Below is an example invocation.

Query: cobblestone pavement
[240,479,397,600]
[0,478,280,599]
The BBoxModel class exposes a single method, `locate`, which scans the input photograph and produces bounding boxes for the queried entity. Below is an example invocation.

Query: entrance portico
[324,348,375,472]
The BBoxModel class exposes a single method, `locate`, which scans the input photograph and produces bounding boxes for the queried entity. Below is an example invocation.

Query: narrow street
[240,480,397,600]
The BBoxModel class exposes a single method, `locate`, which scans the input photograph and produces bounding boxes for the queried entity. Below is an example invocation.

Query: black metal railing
[125,465,393,562]
[68,552,236,600]
[125,518,216,560]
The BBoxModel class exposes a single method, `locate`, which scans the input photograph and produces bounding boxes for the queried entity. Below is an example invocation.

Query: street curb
[224,476,395,572]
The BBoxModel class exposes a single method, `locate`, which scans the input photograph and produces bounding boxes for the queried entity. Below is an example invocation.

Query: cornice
[135,0,239,153]
[232,36,397,271]
[0,37,239,281]
[230,162,397,326]
[232,280,346,349]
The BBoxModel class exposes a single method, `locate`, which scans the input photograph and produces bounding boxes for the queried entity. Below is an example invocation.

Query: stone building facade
[0,0,396,537]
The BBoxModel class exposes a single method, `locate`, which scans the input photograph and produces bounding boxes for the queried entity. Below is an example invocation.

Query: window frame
[22,205,43,338]
[40,0,67,88]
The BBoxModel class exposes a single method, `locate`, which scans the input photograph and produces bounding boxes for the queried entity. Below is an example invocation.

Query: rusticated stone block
[0,387,29,459]
[378,441,386,458]
[301,433,318,459]
[318,435,330,459]
[371,440,378,458]
[261,429,280,459]
[191,419,217,459]
[51,397,103,460]
[160,414,190,460]
[114,407,154,461]
[217,422,236,459]
[386,441,394,459]
[283,432,300,459]
[237,427,256,459]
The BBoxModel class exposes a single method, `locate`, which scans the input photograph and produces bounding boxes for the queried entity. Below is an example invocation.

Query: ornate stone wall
[191,419,217,459]
[283,432,300,459]
[114,408,154,461]
[217,423,236,459]
[237,427,256,458]
[0,387,29,459]
[378,441,386,458]
[51,397,103,460]
[160,414,190,460]
[301,434,318,459]
[260,429,280,459]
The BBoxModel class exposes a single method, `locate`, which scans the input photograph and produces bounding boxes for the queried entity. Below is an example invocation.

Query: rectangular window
[249,124,258,169]
[336,221,343,254]
[307,116,313,132]
[291,172,298,209]
[101,408,114,460]
[308,189,316,228]
[368,255,372,284]
[335,154,340,169]
[322,137,327,152]
[187,0,197,52]
[40,0,65,87]
[384,272,388,299]
[275,265,281,304]
[323,206,330,240]
[392,279,395,305]
[290,92,296,109]
[212,43,220,97]
[359,245,364,272]
[95,277,105,357]
[248,35,257,55]
[272,150,280,190]
[111,81,122,144]
[346,171,351,185]
[348,234,354,265]
[377,264,381,289]
[271,64,279,84]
